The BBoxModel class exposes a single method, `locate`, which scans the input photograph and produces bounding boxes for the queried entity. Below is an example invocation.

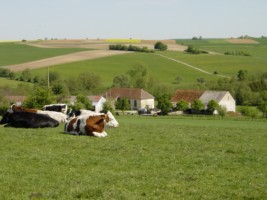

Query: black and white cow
[0,112,59,128]
[43,104,68,114]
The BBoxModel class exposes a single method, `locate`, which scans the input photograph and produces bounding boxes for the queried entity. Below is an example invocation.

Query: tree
[112,75,130,88]
[258,101,267,118]
[237,70,248,81]
[154,42,168,51]
[24,87,54,109]
[127,63,147,88]
[217,105,227,118]
[174,76,182,84]
[20,69,32,82]
[207,100,219,114]
[76,94,93,110]
[78,72,101,93]
[102,100,115,113]
[156,94,173,115]
[191,99,204,113]
[115,98,130,113]
[176,100,188,111]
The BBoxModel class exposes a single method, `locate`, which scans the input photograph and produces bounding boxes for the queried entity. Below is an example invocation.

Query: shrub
[154,42,168,51]
[176,100,188,111]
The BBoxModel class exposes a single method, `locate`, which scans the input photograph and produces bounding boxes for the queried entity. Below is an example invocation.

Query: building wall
[129,99,154,110]
[219,93,236,112]
[94,97,106,112]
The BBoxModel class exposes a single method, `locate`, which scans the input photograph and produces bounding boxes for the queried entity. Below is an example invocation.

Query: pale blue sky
[1,0,266,40]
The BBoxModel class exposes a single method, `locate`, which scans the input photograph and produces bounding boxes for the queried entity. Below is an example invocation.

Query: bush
[109,44,154,53]
[185,45,208,54]
[154,42,168,51]
[176,100,188,111]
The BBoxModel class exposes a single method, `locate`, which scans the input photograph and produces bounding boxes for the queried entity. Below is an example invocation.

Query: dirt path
[156,54,230,78]
[6,50,131,72]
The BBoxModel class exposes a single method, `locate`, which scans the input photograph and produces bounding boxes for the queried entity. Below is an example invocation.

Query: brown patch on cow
[11,105,38,113]
[84,116,105,136]
[101,114,109,122]
[75,119,81,134]
[66,117,78,132]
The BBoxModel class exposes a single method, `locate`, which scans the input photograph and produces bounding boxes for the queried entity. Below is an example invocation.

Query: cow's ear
[100,114,108,121]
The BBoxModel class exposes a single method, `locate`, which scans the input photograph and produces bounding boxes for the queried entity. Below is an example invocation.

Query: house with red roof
[171,90,236,113]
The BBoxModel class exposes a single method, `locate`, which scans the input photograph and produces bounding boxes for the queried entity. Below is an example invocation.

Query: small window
[134,100,137,107]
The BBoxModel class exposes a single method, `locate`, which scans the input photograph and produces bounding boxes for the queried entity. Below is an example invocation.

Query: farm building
[104,87,154,110]
[68,96,106,113]
[199,90,236,113]
[171,90,236,113]
[3,96,27,106]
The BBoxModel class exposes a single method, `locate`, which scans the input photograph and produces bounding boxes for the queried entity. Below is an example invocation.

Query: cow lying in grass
[43,103,68,114]
[8,104,67,123]
[64,111,119,137]
[0,111,59,128]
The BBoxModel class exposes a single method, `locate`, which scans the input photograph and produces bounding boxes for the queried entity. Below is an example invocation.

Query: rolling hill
[0,38,266,90]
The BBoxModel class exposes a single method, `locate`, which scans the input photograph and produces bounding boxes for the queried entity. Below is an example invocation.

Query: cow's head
[0,112,10,124]
[104,111,119,128]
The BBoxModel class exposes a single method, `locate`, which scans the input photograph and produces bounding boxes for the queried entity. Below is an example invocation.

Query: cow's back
[2,112,59,128]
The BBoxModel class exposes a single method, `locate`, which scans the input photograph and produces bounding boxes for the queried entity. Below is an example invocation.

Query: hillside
[1,38,266,90]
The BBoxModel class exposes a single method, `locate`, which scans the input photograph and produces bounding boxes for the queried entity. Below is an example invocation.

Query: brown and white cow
[64,111,119,137]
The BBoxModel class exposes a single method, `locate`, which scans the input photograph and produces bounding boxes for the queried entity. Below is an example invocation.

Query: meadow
[0,116,266,199]
[0,42,88,66]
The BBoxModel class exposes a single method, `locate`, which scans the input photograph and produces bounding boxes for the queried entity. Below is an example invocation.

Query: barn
[171,90,236,113]
[199,90,236,113]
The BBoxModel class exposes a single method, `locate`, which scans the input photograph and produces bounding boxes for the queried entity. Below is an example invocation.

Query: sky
[1,0,267,40]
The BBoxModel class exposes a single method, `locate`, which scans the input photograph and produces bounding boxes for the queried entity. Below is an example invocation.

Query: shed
[199,90,236,113]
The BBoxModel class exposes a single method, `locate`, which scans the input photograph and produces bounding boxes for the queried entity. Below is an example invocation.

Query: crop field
[105,39,141,43]
[0,116,266,199]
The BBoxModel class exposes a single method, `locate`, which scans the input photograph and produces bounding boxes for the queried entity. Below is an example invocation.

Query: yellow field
[0,40,19,43]
[105,38,141,43]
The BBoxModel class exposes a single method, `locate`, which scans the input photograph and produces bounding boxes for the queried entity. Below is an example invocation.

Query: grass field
[0,116,266,199]
[0,42,88,66]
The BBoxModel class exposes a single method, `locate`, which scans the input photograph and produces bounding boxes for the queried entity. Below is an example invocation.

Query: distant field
[0,116,266,199]
[0,42,88,66]
[1,38,267,89]
[0,77,32,88]
[105,38,141,43]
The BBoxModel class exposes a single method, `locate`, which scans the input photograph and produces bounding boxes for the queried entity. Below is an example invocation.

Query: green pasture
[29,52,219,88]
[158,51,267,77]
[0,116,266,199]
[0,77,33,88]
[0,42,88,66]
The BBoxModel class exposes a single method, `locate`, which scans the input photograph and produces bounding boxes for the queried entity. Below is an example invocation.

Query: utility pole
[47,66,50,89]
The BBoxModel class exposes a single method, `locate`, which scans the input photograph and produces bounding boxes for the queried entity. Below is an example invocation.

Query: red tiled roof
[171,90,204,103]
[4,96,27,103]
[104,87,154,100]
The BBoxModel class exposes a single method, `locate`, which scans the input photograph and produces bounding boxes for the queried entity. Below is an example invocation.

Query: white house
[199,90,236,113]
[104,87,154,110]
[69,95,106,113]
